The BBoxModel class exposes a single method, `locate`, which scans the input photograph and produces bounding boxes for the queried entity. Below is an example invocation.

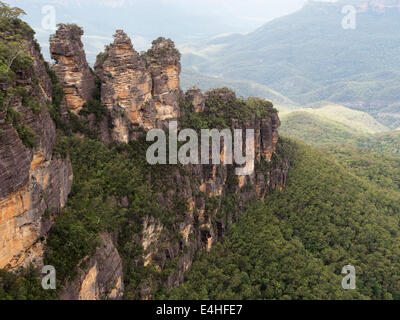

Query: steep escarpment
[0,19,72,269]
[166,138,400,300]
[133,89,288,297]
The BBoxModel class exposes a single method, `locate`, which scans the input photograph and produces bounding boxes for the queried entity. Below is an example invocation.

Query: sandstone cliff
[94,31,180,142]
[0,33,73,270]
[185,86,206,113]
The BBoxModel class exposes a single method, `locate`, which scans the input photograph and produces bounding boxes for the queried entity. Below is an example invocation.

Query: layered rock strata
[50,24,95,114]
[94,31,181,142]
[0,36,73,269]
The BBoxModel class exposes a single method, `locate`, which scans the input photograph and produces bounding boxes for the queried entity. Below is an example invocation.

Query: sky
[7,0,311,62]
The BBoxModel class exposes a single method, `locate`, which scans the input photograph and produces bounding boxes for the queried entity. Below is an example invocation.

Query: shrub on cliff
[0,267,57,300]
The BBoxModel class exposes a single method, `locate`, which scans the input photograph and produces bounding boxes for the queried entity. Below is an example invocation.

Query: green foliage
[0,2,25,20]
[326,145,400,193]
[0,6,33,84]
[21,91,41,114]
[14,124,37,148]
[357,131,400,156]
[45,137,144,281]
[279,108,400,157]
[180,89,275,131]
[0,4,40,149]
[44,136,186,296]
[166,139,400,300]
[283,104,389,134]
[280,111,364,147]
[144,37,181,60]
[45,63,69,134]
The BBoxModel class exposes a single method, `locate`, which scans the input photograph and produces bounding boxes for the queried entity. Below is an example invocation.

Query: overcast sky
[10,0,309,31]
[7,0,317,62]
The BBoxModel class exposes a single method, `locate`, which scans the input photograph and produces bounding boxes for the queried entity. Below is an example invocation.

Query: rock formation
[94,31,181,142]
[50,24,95,114]
[146,37,181,125]
[185,86,206,113]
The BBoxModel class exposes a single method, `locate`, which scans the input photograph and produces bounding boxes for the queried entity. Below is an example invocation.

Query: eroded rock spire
[50,24,95,114]
[94,30,181,142]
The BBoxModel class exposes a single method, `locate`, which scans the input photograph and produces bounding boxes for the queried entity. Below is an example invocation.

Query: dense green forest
[279,109,400,156]
[280,111,364,147]
[164,139,400,300]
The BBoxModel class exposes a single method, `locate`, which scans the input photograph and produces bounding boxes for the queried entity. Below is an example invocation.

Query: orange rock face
[95,30,181,142]
[0,34,73,270]
[50,24,95,114]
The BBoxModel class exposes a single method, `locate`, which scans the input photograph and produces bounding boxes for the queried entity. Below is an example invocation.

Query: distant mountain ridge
[181,68,299,111]
[183,0,400,129]
[279,106,400,156]
[281,104,389,134]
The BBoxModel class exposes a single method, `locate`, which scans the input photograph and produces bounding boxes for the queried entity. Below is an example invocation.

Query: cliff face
[94,31,180,142]
[139,158,288,297]
[60,234,124,300]
[49,24,95,114]
[185,87,205,113]
[136,89,288,297]
[0,35,73,269]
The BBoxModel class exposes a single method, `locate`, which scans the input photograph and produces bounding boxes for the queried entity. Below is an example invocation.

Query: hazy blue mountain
[183,0,400,128]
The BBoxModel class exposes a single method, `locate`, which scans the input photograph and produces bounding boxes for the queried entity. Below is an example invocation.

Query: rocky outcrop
[50,24,95,114]
[146,37,181,126]
[185,86,205,113]
[94,31,180,142]
[136,89,289,297]
[60,234,124,300]
[94,30,153,142]
[0,36,73,269]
